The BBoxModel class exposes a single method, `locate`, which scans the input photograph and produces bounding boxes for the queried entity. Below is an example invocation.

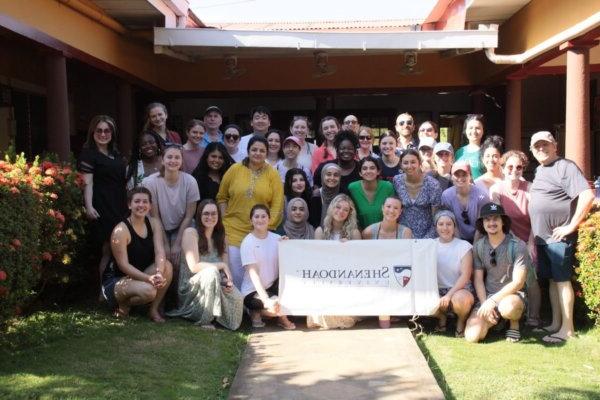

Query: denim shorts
[536,240,576,282]
[101,275,121,309]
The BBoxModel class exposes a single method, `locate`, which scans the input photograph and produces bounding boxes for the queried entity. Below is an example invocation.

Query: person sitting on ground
[348,156,395,229]
[166,199,243,330]
[181,119,205,174]
[276,136,313,186]
[240,205,296,330]
[432,209,474,337]
[283,197,315,240]
[102,187,173,322]
[313,130,361,193]
[464,203,529,343]
[474,135,504,196]
[309,194,362,329]
[362,195,412,328]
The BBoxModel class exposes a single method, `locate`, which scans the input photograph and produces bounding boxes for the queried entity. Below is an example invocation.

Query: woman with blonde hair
[309,194,361,329]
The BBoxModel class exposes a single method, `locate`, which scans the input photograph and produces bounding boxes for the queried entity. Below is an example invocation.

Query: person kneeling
[102,187,173,322]
[464,203,529,343]
[241,205,295,330]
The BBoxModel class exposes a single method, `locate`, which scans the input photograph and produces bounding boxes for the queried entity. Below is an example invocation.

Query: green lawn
[0,310,248,400]
[417,326,600,400]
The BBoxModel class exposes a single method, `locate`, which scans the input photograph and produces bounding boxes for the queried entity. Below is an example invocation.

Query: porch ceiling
[153,27,498,60]
[90,0,163,29]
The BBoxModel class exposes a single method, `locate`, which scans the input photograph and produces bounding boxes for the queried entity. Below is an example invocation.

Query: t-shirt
[436,238,472,289]
[141,172,200,231]
[528,158,590,244]
[182,146,204,174]
[473,235,529,295]
[441,185,489,242]
[240,231,281,296]
[378,158,402,183]
[275,160,314,187]
[490,180,531,243]
[348,180,395,229]
[455,145,484,179]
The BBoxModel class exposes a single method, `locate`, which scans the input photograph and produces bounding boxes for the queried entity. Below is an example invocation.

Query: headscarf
[320,163,342,224]
[433,209,459,238]
[283,198,315,239]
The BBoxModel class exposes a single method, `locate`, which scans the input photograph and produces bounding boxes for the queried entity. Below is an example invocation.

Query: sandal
[542,334,569,344]
[505,329,521,343]
[434,324,447,333]
[277,322,296,330]
[252,319,266,329]
[455,328,465,338]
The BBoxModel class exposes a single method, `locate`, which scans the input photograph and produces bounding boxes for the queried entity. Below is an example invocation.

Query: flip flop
[434,324,447,333]
[542,334,567,344]
[455,328,465,338]
[532,326,555,334]
[277,322,296,330]
[505,329,521,343]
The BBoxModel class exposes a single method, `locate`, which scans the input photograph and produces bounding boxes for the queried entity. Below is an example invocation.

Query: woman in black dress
[79,115,128,283]
[192,142,235,200]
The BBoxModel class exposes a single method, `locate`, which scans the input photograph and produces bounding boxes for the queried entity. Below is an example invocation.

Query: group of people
[79,103,594,343]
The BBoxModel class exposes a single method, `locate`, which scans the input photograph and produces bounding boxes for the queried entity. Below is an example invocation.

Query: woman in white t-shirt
[142,145,200,267]
[240,204,296,330]
[434,209,475,337]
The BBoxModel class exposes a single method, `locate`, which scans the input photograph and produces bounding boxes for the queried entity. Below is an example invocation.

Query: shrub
[0,152,87,324]
[576,206,600,325]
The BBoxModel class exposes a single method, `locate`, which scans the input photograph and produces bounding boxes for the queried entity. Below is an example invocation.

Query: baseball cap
[530,131,556,147]
[204,106,223,116]
[434,142,454,155]
[283,136,302,147]
[451,161,471,175]
[476,202,512,234]
[418,137,437,150]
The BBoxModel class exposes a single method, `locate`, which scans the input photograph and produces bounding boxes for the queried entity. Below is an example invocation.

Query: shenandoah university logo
[393,265,412,287]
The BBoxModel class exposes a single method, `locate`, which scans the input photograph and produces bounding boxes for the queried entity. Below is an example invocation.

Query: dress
[166,248,243,330]
[393,174,442,238]
[78,148,127,242]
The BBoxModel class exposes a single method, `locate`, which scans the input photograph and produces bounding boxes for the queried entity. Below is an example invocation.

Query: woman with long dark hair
[311,116,341,172]
[313,130,361,193]
[126,130,164,189]
[455,114,485,179]
[166,199,243,330]
[192,142,235,200]
[79,115,128,284]
[474,135,504,196]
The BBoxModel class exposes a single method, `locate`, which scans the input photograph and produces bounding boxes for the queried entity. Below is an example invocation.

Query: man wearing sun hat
[528,131,595,343]
[464,202,529,343]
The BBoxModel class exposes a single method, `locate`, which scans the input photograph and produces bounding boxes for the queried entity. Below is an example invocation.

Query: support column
[45,54,70,160]
[560,40,598,178]
[117,81,134,158]
[505,78,522,151]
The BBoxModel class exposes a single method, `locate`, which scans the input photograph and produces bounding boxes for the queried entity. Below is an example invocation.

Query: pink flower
[42,252,53,262]
[0,270,6,281]
[11,239,21,249]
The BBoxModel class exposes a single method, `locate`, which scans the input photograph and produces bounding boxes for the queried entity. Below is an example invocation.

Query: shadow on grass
[532,387,600,400]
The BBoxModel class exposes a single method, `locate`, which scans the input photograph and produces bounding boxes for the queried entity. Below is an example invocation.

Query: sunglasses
[461,210,470,225]
[358,136,371,141]
[489,249,497,267]
[398,120,414,126]
[224,134,239,140]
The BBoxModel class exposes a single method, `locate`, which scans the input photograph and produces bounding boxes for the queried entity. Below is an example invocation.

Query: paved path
[228,323,445,400]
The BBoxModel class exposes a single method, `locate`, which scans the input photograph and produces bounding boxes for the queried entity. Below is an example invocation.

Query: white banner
[278,239,439,316]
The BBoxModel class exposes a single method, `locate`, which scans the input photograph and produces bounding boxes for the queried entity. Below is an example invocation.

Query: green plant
[576,206,600,325]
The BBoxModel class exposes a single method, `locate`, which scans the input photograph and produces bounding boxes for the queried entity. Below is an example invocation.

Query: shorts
[536,240,576,282]
[438,282,474,298]
[473,291,527,322]
[101,275,121,309]
[243,279,279,310]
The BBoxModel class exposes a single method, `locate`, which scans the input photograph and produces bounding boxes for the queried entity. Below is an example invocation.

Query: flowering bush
[0,151,87,324]
[576,206,600,325]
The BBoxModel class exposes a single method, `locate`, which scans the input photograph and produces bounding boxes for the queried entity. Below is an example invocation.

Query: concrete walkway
[228,322,445,400]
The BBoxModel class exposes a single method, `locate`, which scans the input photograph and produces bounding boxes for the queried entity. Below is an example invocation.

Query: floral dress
[166,248,243,330]
[393,174,442,238]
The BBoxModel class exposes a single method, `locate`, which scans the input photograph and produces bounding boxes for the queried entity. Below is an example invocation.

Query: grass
[417,325,600,400]
[0,309,248,400]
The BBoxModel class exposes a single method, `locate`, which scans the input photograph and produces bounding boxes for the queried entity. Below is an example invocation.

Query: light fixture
[313,51,336,78]
[223,55,246,80]
[399,51,423,75]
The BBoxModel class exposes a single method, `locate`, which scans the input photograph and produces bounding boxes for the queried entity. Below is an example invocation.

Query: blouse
[393,174,442,238]
[348,180,395,229]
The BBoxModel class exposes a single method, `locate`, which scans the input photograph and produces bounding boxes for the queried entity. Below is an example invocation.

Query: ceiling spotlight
[223,55,246,80]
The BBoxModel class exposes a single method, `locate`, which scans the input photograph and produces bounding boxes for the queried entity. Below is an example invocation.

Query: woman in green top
[348,156,395,229]
[455,114,485,179]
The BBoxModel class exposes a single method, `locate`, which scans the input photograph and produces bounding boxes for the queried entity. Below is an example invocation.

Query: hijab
[283,198,315,239]
[320,163,342,223]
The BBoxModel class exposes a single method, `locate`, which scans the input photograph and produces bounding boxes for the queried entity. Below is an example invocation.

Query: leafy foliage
[576,206,600,325]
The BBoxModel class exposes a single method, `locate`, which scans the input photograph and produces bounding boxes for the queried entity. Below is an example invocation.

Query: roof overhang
[153,26,498,60]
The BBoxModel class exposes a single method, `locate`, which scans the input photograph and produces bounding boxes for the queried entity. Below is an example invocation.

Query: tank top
[105,217,155,279]
[373,222,409,239]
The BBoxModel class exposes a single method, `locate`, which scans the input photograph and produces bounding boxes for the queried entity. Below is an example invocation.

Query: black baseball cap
[204,106,223,116]
[476,202,511,234]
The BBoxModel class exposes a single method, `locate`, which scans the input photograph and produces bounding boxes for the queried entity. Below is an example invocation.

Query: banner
[278,239,439,316]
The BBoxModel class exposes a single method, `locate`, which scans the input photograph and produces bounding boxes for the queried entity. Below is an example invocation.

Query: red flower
[575,290,583,298]
[11,239,21,249]
[41,161,54,171]
[42,252,53,262]
[0,270,6,281]
[62,167,72,175]
[55,211,65,225]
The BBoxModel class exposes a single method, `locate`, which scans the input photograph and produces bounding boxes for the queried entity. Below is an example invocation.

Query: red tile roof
[204,19,424,33]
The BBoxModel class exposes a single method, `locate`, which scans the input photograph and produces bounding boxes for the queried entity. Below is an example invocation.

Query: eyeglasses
[461,210,470,225]
[345,120,358,125]
[489,249,497,267]
[398,120,413,126]
[506,165,523,171]
[224,134,240,140]
[358,136,371,141]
